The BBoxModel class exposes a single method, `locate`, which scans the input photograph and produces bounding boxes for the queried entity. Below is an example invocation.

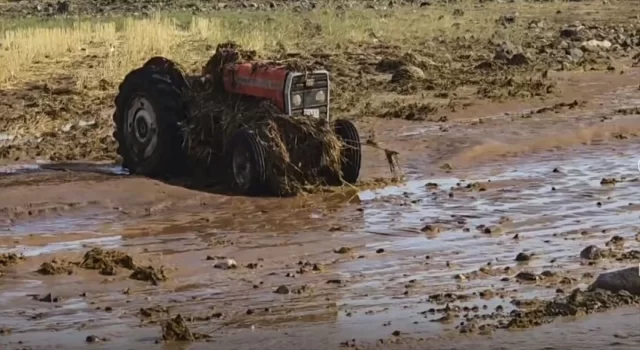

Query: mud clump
[140,306,170,319]
[79,248,135,275]
[34,248,166,284]
[515,252,532,262]
[0,253,25,267]
[161,314,210,342]
[130,266,168,286]
[334,246,353,254]
[580,245,604,260]
[428,292,471,304]
[36,259,74,275]
[34,293,61,303]
[506,288,640,329]
[579,244,640,262]
[390,65,425,83]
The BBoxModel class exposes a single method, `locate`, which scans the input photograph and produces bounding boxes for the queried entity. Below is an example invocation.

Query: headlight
[315,90,326,103]
[292,94,302,107]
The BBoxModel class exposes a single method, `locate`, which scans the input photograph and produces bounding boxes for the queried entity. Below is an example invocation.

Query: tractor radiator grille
[289,72,330,120]
[290,73,329,90]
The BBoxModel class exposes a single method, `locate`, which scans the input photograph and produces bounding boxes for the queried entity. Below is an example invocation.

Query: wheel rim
[125,96,159,162]
[232,146,252,190]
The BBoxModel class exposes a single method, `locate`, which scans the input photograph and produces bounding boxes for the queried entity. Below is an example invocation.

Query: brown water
[0,139,638,350]
[1,69,640,350]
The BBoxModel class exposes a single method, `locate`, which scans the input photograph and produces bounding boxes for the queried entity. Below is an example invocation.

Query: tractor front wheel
[333,119,362,184]
[226,128,267,195]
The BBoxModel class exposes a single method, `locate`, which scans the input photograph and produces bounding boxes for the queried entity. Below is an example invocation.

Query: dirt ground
[1,1,640,349]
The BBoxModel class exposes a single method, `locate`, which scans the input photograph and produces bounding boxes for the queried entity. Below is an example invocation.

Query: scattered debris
[161,314,210,341]
[35,259,74,275]
[0,253,25,267]
[129,266,167,286]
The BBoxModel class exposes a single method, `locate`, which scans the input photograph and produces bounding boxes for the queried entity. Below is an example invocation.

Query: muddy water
[0,138,638,349]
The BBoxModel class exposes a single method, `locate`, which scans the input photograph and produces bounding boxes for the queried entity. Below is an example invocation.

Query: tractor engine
[222,63,330,121]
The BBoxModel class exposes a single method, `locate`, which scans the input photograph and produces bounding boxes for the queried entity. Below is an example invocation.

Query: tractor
[111,51,362,196]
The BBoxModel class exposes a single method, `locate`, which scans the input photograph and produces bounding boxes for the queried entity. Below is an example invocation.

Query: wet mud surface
[1,73,640,349]
[2,1,640,349]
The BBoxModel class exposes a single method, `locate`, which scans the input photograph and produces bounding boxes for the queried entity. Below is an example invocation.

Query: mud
[1,95,640,349]
[161,314,211,342]
[0,253,24,268]
[3,1,640,164]
[1,1,640,349]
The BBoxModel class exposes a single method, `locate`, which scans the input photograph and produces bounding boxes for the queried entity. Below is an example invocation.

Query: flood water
[0,137,638,349]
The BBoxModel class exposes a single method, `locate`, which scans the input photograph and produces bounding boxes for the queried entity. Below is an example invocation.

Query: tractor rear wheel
[112,62,187,177]
[333,119,362,184]
[226,128,267,195]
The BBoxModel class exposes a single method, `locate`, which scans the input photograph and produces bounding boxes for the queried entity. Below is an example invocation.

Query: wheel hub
[125,96,159,160]
[134,112,150,140]
[232,147,252,189]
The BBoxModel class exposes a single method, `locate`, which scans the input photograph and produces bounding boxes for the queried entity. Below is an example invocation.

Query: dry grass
[0,1,615,88]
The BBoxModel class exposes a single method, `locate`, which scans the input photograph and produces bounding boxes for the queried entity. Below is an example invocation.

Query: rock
[528,19,545,29]
[453,9,464,17]
[569,47,584,61]
[482,226,502,235]
[507,53,530,66]
[581,39,612,52]
[213,259,237,270]
[474,61,495,70]
[589,266,640,296]
[580,245,604,260]
[515,252,531,262]
[557,39,570,50]
[391,65,424,83]
[560,26,582,39]
[421,224,441,234]
[274,285,290,294]
[515,271,538,282]
[493,41,522,61]
[498,12,518,25]
[454,274,467,281]
[85,335,100,343]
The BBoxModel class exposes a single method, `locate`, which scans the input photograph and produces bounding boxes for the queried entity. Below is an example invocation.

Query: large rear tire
[225,128,267,195]
[112,60,187,177]
[333,119,362,184]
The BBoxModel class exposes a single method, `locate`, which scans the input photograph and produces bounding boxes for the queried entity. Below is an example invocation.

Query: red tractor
[111,54,362,196]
